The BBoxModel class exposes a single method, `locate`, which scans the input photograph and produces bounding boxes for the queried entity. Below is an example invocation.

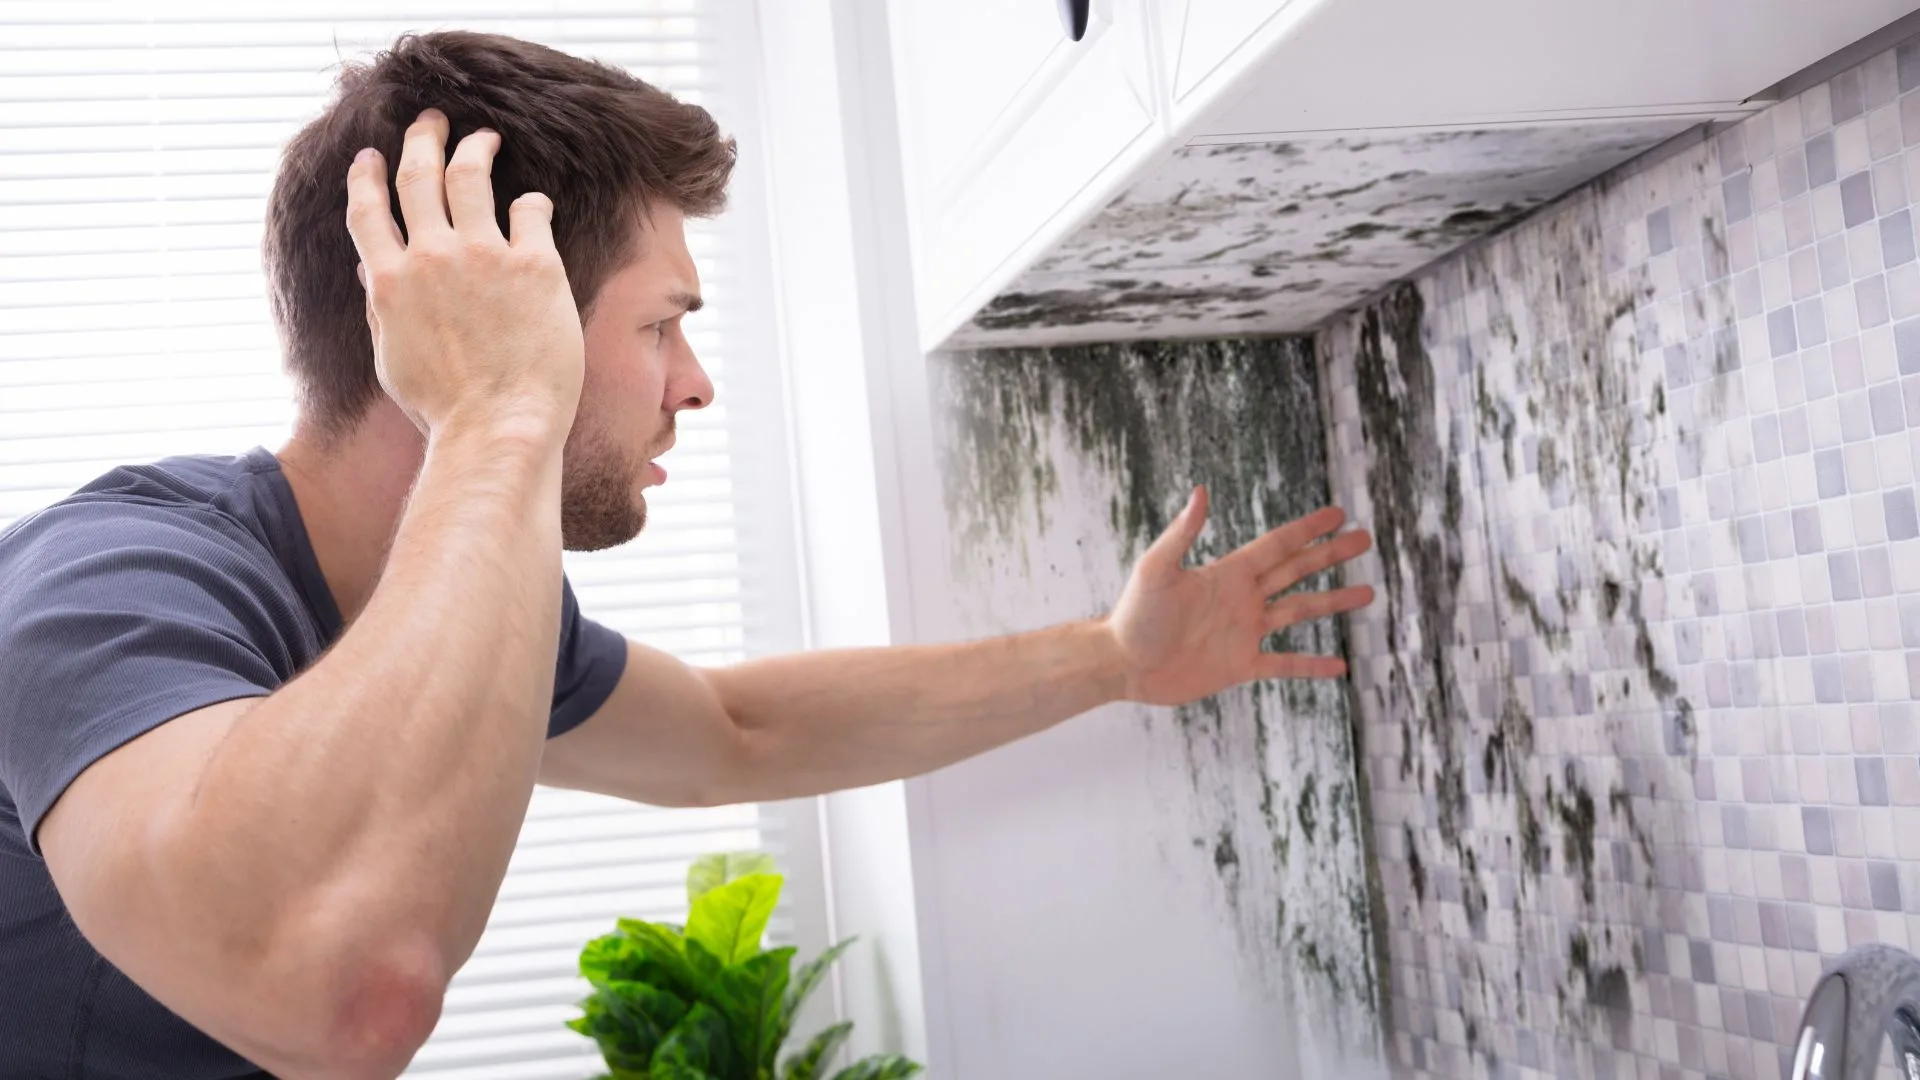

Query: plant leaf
[783,936,856,1040]
[688,851,779,904]
[599,979,691,1050]
[713,945,797,1069]
[826,1054,924,1080]
[652,1001,736,1077]
[569,992,656,1074]
[617,918,707,999]
[779,1020,852,1080]
[686,873,783,965]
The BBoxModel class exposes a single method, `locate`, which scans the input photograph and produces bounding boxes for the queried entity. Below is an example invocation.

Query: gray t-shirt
[0,448,629,1078]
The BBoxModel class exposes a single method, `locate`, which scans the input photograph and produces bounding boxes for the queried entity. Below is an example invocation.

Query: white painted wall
[751,0,929,1063]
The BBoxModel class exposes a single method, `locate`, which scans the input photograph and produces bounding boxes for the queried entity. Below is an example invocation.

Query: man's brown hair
[263,31,735,436]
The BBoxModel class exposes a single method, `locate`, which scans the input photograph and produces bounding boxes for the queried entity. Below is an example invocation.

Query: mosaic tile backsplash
[1320,38,1920,1080]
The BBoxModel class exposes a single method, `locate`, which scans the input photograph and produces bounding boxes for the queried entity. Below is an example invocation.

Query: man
[0,31,1374,1080]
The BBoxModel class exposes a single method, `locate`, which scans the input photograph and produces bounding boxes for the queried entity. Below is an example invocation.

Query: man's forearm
[167,423,564,1011]
[707,619,1127,799]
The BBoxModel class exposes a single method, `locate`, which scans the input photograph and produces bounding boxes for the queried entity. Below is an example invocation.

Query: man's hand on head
[346,108,585,440]
[1104,489,1376,706]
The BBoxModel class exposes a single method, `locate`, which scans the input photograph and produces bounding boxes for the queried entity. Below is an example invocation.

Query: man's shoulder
[0,451,285,587]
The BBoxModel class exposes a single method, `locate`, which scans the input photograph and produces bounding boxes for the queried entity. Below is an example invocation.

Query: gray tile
[1783,854,1812,900]
[1809,605,1839,653]
[1723,804,1749,847]
[1888,487,1920,541]
[1901,42,1920,93]
[1827,549,1858,599]
[1871,382,1907,433]
[1665,342,1693,387]
[1872,860,1905,910]
[1885,209,1918,267]
[1844,171,1878,226]
[1798,296,1830,345]
[1858,274,1893,327]
[1903,596,1920,646]
[1859,757,1891,804]
[1842,389,1877,441]
[1804,806,1835,854]
[1815,447,1849,496]
[1780,147,1810,201]
[1820,234,1853,288]
[1862,544,1894,597]
[1808,131,1839,187]
[1793,505,1825,552]
[1781,405,1812,452]
[1834,70,1866,122]
[1807,347,1838,399]
[1649,207,1673,255]
[1816,654,1847,701]
[1747,991,1777,1041]
[1896,318,1920,374]
[1786,902,1819,949]
[1738,516,1768,562]
[1770,306,1799,356]
[1779,607,1811,654]
[1844,860,1875,906]
[1725,173,1753,222]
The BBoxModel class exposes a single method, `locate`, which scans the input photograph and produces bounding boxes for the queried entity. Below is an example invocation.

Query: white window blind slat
[0,4,797,1076]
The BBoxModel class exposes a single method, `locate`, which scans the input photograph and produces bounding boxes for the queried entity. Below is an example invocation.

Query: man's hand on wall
[1106,488,1376,707]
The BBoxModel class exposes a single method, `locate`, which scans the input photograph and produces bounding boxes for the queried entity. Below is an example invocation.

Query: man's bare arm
[542,495,1375,806]
[39,112,581,1079]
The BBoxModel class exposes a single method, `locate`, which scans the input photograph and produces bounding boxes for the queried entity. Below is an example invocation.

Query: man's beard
[560,420,669,552]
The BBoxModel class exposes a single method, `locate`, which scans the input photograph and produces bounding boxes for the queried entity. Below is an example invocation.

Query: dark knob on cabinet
[1058,0,1090,40]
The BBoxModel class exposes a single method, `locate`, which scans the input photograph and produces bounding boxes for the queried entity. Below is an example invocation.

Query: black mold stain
[937,336,1381,1039]
[1566,929,1633,1045]
[1351,284,1478,910]
[1551,763,1599,905]
[1213,824,1241,875]
[1404,823,1426,902]
[1298,772,1320,844]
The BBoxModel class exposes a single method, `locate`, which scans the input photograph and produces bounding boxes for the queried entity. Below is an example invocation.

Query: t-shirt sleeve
[0,505,288,851]
[548,578,629,739]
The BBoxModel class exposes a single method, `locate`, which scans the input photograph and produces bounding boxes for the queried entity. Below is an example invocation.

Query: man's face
[564,204,713,551]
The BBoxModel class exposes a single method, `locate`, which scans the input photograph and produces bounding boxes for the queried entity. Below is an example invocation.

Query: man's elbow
[239,929,447,1079]
[321,940,447,1077]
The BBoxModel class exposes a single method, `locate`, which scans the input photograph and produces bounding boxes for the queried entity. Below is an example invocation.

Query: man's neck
[274,400,426,626]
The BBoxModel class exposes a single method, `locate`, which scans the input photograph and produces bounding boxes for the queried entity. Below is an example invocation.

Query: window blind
[0,3,802,1077]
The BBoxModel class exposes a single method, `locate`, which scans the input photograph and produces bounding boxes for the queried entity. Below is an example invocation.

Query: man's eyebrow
[667,290,703,314]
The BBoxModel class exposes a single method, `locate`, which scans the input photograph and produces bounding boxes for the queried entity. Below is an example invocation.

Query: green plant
[569,851,923,1080]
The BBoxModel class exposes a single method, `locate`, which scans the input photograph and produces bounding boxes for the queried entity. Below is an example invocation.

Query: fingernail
[354,147,374,166]
[475,126,497,137]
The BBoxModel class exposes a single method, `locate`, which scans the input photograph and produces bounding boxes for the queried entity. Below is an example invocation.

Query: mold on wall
[931,337,1384,1073]
[949,121,1695,351]
[1324,39,1920,1080]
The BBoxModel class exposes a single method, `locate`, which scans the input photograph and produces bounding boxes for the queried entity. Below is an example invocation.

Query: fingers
[392,109,453,241]
[344,148,404,269]
[1255,653,1349,681]
[1234,505,1348,573]
[1257,527,1374,597]
[1266,584,1377,631]
[1144,486,1209,569]
[507,191,557,252]
[443,127,504,237]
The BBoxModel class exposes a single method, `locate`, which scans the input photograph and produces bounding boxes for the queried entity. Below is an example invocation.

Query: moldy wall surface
[924,338,1384,1077]
[1323,39,1920,1080]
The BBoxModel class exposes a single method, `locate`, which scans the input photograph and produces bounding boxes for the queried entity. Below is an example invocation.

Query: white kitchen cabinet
[884,0,1919,353]
[885,0,1171,352]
